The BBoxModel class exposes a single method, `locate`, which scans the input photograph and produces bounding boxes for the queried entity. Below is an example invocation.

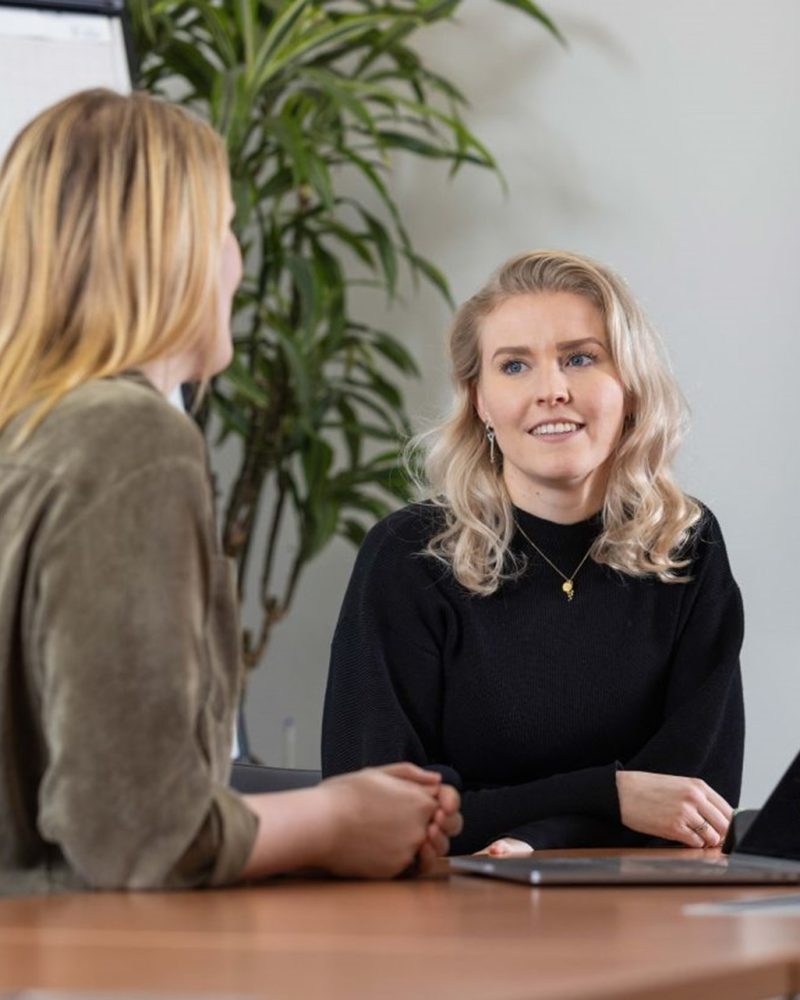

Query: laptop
[450,749,800,886]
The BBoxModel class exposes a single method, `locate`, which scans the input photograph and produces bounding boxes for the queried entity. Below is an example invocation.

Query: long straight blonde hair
[413,250,702,595]
[0,88,230,440]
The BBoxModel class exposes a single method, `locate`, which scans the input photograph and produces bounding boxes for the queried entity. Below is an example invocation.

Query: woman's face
[475,291,626,516]
[199,202,243,379]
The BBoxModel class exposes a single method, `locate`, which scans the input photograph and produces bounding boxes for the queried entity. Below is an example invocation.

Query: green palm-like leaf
[129,0,560,670]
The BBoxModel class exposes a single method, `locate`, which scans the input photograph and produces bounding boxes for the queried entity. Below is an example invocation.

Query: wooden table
[2,850,800,1000]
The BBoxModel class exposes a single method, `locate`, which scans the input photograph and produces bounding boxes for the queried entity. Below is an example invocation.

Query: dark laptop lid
[735,748,800,861]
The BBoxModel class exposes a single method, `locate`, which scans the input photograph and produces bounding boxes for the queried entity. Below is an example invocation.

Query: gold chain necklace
[514,520,594,602]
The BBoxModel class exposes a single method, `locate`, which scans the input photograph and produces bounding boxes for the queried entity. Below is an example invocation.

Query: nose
[535,362,570,406]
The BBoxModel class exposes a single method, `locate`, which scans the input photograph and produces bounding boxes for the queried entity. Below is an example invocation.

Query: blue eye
[501,359,526,375]
[564,352,597,368]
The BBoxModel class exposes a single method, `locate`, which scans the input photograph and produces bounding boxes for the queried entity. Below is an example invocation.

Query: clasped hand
[321,762,462,878]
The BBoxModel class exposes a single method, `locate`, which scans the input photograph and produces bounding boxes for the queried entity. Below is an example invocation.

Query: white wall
[241,0,800,808]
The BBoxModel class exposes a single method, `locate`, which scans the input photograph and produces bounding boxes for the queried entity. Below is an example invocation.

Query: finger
[693,821,717,847]
[489,838,534,858]
[380,762,441,786]
[416,842,438,874]
[678,826,707,849]
[431,806,463,839]
[439,809,463,839]
[690,803,730,845]
[426,823,449,858]
[436,784,461,815]
[487,839,517,857]
[704,786,734,821]
[700,801,731,841]
[685,814,722,848]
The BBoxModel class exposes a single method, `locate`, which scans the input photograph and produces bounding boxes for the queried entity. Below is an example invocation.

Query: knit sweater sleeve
[322,508,447,771]
[504,508,745,849]
[322,507,622,854]
[617,510,744,792]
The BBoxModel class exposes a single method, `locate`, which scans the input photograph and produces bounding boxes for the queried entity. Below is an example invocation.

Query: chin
[527,465,590,484]
[215,347,235,376]
[204,342,234,379]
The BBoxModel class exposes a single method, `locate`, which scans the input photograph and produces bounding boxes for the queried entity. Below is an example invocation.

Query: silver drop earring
[485,422,496,464]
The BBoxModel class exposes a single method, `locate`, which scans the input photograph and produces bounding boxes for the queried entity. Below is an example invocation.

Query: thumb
[381,762,441,786]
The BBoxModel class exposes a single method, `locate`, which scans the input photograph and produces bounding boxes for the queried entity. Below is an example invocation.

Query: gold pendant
[562,580,574,601]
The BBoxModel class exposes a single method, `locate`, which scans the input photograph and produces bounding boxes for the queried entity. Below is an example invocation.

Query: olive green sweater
[0,373,257,895]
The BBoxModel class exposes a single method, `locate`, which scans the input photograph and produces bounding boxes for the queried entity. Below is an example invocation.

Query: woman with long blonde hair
[0,89,460,894]
[322,250,744,856]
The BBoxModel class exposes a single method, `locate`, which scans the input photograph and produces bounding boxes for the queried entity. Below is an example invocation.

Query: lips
[530,421,584,436]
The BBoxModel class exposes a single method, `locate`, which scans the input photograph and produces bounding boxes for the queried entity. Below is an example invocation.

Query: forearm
[451,763,621,854]
[239,765,457,881]
[621,667,745,805]
[503,814,653,851]
[622,513,746,805]
[238,787,334,880]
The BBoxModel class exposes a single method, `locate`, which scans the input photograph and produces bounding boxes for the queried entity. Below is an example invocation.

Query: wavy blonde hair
[0,88,230,440]
[413,250,702,595]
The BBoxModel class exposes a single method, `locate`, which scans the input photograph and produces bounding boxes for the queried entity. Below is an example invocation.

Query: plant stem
[261,474,287,607]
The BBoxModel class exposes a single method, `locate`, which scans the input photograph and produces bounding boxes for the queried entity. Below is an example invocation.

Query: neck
[503,468,607,525]
[138,355,195,399]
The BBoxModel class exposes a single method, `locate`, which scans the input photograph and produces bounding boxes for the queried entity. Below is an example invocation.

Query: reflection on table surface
[1,850,800,1000]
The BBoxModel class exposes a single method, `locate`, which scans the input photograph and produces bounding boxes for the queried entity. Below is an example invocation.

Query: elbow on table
[46,816,216,892]
[59,840,201,891]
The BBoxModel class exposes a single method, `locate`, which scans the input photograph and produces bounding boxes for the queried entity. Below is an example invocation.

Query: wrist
[239,783,345,880]
[307,779,344,871]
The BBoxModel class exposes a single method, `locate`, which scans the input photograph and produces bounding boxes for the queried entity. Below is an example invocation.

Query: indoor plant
[129,0,560,674]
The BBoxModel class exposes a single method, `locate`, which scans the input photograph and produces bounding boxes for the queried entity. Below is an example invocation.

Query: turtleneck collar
[512,504,603,564]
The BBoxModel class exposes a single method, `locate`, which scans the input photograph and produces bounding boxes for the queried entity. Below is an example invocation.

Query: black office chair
[231,704,320,791]
[230,760,321,793]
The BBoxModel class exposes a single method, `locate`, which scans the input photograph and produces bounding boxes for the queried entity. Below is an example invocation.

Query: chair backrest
[230,761,321,793]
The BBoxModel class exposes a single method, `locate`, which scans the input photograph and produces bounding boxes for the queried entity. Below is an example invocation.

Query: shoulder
[338,502,455,629]
[0,375,211,547]
[681,501,737,585]
[364,502,445,550]
[684,502,727,555]
[351,502,447,584]
[59,374,203,465]
[17,374,206,489]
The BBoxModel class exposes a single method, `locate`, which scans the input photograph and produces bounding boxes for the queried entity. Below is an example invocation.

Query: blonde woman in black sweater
[322,250,744,856]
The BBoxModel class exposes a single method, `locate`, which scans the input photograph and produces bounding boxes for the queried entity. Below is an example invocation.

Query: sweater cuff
[596,761,623,822]
[500,765,622,849]
[549,761,622,823]
[504,814,648,850]
[159,785,258,890]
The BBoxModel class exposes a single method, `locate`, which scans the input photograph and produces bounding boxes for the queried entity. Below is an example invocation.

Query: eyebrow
[490,337,607,361]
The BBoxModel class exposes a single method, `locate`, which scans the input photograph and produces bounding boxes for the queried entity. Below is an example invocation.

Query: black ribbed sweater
[321,503,745,854]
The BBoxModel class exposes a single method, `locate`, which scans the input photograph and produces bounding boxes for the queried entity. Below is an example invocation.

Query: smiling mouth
[530,421,584,436]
